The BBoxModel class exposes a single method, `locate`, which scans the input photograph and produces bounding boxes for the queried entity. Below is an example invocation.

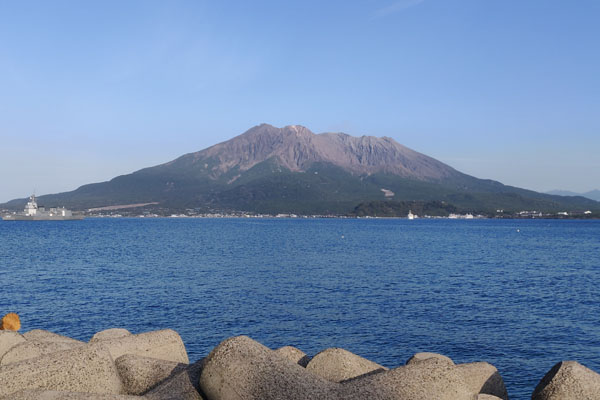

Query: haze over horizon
[1,0,599,203]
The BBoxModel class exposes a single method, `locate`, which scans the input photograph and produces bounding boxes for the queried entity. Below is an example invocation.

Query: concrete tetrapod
[0,339,84,365]
[145,358,206,400]
[0,331,26,360]
[95,329,189,364]
[1,391,142,400]
[0,344,123,397]
[532,361,600,400]
[274,346,311,367]
[339,357,475,400]
[90,328,132,343]
[115,354,187,395]
[200,336,478,400]
[22,329,85,345]
[456,362,508,400]
[306,347,388,382]
[405,352,455,366]
[199,336,339,400]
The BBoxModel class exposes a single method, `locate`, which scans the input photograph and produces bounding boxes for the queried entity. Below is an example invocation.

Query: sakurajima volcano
[3,124,599,215]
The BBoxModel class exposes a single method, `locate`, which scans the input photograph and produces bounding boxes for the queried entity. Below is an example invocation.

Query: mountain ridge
[2,124,599,215]
[546,189,600,202]
[153,123,462,181]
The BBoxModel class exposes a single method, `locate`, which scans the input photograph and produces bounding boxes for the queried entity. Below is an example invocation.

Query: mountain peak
[164,124,460,181]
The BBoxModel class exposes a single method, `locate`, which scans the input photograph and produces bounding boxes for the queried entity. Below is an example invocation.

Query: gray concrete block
[90,328,132,343]
[532,361,600,400]
[115,354,186,395]
[22,329,85,345]
[145,358,206,400]
[306,347,387,382]
[0,344,123,397]
[405,351,455,366]
[274,345,311,367]
[1,390,141,400]
[1,339,84,365]
[340,358,474,400]
[456,362,508,400]
[97,329,189,364]
[199,336,338,400]
[0,331,26,360]
[199,336,478,400]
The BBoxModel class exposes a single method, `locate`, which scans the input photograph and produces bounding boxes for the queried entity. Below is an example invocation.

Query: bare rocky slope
[162,123,460,181]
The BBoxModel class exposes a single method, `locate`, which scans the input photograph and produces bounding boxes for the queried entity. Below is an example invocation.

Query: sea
[1,218,599,398]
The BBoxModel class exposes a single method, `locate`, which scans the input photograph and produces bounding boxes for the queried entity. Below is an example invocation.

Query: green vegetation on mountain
[2,124,599,215]
[350,201,458,217]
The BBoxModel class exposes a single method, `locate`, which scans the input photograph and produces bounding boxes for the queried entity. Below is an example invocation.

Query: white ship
[2,195,84,221]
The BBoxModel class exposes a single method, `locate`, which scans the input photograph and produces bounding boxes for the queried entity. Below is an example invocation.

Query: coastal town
[2,206,594,220]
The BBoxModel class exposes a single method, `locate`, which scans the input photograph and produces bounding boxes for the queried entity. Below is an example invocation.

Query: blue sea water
[0,218,599,398]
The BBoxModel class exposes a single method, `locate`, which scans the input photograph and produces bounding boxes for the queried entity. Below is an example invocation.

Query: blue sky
[1,0,598,202]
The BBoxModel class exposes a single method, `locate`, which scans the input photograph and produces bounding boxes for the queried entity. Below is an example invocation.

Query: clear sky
[1,0,598,202]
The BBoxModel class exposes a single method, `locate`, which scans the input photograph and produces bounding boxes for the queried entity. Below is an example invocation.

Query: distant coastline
[44,211,600,220]
[3,209,599,220]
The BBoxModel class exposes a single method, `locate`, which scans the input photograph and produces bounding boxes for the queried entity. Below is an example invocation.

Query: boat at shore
[1,195,84,221]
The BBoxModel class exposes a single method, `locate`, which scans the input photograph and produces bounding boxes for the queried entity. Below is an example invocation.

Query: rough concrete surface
[306,347,388,382]
[456,362,509,400]
[1,339,84,365]
[90,328,132,343]
[405,351,455,366]
[145,358,206,400]
[0,331,26,360]
[274,345,311,367]
[22,329,85,345]
[12,328,593,400]
[340,357,474,400]
[115,353,186,395]
[0,344,123,397]
[199,335,339,400]
[0,391,142,400]
[532,360,600,400]
[94,329,189,364]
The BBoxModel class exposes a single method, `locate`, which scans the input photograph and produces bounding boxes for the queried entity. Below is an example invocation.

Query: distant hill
[3,124,599,215]
[350,201,459,217]
[546,189,600,202]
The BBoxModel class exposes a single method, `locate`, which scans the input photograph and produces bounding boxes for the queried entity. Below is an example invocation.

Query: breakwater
[1,328,599,399]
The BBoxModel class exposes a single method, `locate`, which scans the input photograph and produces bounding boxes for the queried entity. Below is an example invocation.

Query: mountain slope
[585,190,600,201]
[147,123,464,182]
[547,189,600,202]
[3,124,600,214]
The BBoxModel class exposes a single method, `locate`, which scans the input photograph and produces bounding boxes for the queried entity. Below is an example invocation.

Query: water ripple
[0,218,599,399]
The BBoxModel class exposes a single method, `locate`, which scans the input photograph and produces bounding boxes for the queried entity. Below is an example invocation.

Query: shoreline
[3,213,599,220]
